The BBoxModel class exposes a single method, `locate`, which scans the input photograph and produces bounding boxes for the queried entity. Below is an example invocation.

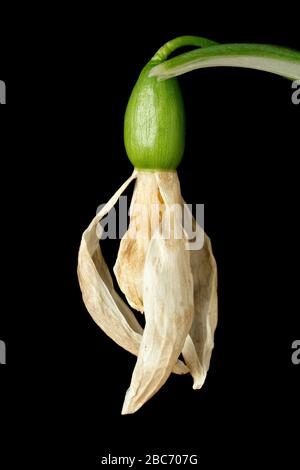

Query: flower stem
[150,42,300,81]
[151,35,217,62]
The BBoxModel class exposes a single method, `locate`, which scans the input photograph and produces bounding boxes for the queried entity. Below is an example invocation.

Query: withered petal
[181,202,218,388]
[122,173,193,414]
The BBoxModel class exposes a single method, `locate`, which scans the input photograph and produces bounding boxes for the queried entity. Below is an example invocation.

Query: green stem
[151,35,217,62]
[149,42,300,81]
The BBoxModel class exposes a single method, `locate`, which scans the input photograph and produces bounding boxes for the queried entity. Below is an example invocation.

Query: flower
[78,169,217,414]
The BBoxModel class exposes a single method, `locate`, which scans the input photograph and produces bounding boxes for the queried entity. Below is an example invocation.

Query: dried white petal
[122,172,193,414]
[78,171,142,354]
[182,203,218,388]
[114,173,163,313]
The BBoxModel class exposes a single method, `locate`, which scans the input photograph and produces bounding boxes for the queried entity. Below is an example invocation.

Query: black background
[1,5,299,467]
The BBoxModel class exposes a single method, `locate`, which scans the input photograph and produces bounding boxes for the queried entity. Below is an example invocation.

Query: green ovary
[124,61,185,171]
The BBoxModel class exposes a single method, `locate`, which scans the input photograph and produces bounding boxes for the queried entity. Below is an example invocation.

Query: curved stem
[149,42,300,81]
[151,35,218,62]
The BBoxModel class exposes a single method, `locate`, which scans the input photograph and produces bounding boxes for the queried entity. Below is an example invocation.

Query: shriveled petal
[114,173,163,312]
[122,233,193,414]
[181,203,218,389]
[78,171,142,354]
[190,233,217,379]
[122,173,193,415]
[77,171,188,374]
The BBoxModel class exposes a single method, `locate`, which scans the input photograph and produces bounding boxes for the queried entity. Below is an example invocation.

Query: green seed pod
[124,60,185,170]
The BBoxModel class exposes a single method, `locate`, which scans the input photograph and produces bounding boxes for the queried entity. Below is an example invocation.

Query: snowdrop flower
[79,36,219,413]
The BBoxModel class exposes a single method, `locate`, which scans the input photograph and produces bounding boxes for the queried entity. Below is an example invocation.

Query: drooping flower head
[79,36,214,414]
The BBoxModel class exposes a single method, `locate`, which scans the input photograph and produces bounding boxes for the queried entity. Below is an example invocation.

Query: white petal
[78,171,142,354]
[181,203,218,388]
[122,172,193,414]
[114,172,161,313]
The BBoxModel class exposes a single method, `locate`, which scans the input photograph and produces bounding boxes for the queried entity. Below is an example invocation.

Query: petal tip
[121,389,140,415]
[192,373,207,390]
